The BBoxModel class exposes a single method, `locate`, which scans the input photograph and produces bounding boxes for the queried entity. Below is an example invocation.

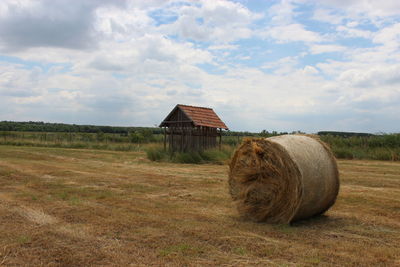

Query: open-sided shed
[159,104,229,152]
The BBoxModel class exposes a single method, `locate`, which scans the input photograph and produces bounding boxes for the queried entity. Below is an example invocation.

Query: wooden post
[163,127,167,151]
[219,128,222,151]
[171,127,174,152]
[180,127,184,152]
[188,127,192,152]
[205,127,208,150]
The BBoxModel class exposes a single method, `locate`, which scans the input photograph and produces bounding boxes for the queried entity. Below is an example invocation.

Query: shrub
[146,146,166,161]
[173,152,203,164]
[96,131,105,142]
[129,131,144,143]
[371,149,393,161]
[333,148,353,159]
[200,147,233,164]
[145,145,233,164]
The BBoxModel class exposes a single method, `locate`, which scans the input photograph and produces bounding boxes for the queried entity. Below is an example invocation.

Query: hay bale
[228,135,339,223]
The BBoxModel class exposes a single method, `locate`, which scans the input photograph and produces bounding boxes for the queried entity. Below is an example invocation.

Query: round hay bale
[228,135,339,223]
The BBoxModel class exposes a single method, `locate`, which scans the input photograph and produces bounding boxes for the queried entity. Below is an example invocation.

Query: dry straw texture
[229,135,340,223]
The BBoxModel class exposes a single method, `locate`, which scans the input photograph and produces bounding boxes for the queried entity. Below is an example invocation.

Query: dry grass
[0,145,399,266]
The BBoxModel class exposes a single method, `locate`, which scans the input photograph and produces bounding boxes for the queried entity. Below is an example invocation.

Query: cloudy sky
[1,0,399,133]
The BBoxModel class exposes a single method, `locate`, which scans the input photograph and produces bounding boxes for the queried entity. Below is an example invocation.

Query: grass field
[0,145,399,266]
[2,131,400,161]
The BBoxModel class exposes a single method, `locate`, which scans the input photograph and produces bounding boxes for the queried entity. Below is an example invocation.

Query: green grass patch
[94,190,115,200]
[306,256,322,265]
[145,145,233,164]
[16,235,32,245]
[321,134,400,161]
[273,224,297,234]
[232,247,247,256]
[146,145,167,161]
[159,243,203,257]
[172,152,203,164]
[123,183,158,193]
[15,191,41,201]
[69,196,82,205]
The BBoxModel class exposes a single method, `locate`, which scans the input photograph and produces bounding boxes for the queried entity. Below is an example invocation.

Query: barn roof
[159,104,229,130]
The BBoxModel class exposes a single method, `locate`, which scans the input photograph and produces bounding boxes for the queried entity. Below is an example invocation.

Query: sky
[0,0,400,133]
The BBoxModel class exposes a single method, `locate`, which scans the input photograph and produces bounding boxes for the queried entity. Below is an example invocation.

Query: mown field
[0,145,399,266]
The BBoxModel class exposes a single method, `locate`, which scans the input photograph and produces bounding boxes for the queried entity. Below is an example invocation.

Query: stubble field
[0,145,399,266]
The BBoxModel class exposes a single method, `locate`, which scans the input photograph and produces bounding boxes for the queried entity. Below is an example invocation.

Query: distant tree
[129,131,144,143]
[259,130,270,137]
[96,131,105,142]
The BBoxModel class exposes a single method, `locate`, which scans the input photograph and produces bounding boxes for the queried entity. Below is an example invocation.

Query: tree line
[0,121,163,135]
[1,121,379,138]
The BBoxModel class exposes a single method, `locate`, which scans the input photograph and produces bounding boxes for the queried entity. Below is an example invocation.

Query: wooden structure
[159,104,229,152]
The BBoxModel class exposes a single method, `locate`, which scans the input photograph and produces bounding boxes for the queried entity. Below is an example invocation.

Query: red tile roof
[160,104,228,129]
[179,104,228,129]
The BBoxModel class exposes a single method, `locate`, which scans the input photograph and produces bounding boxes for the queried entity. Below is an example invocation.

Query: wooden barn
[159,104,229,152]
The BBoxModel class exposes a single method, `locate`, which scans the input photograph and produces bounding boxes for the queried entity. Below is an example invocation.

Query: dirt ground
[0,145,399,266]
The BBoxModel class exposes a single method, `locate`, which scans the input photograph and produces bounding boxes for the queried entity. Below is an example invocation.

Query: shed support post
[219,128,222,151]
[163,127,167,151]
[171,128,174,152]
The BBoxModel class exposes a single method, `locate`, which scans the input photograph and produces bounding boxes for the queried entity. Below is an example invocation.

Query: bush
[320,134,400,161]
[223,136,242,146]
[96,131,105,142]
[371,149,393,161]
[351,149,368,160]
[146,146,166,161]
[200,147,233,164]
[333,148,353,159]
[145,145,233,164]
[129,131,144,143]
[68,143,87,149]
[173,152,203,164]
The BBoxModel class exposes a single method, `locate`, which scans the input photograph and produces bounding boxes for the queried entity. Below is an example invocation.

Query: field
[1,130,400,162]
[0,145,399,266]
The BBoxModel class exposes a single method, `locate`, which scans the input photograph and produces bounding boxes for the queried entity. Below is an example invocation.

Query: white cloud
[263,23,323,43]
[373,23,400,50]
[157,0,259,43]
[85,34,213,74]
[0,64,42,97]
[346,21,359,27]
[0,0,123,51]
[309,44,346,54]
[317,0,400,18]
[303,65,319,75]
[208,44,238,50]
[312,8,344,24]
[94,4,153,41]
[261,56,299,75]
[336,25,373,39]
[268,0,298,25]
[339,65,400,88]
